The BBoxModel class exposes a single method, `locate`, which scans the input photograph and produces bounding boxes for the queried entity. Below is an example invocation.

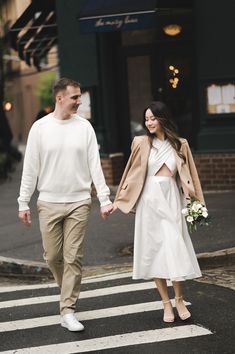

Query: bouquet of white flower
[182,197,210,234]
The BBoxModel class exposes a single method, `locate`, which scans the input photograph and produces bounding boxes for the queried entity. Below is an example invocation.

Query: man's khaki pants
[37,200,91,315]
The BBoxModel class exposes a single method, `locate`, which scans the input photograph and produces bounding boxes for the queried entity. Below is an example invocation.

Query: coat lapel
[174,150,182,174]
[140,136,151,180]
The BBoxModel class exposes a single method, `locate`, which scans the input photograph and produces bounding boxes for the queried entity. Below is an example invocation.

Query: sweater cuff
[18,200,30,211]
[99,196,112,207]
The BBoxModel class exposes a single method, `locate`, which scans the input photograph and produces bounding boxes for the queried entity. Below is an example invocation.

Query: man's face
[57,85,82,116]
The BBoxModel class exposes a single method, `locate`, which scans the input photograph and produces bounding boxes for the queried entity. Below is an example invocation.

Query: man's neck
[53,108,73,120]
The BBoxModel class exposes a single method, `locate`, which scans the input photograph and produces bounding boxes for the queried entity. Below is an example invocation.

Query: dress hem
[132,273,202,282]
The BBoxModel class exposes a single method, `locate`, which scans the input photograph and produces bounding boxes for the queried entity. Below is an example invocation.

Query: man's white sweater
[18,113,111,211]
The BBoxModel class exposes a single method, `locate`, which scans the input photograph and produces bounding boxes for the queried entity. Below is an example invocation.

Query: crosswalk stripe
[0,282,57,293]
[0,281,161,309]
[0,272,135,293]
[0,300,191,332]
[83,271,133,283]
[0,325,212,353]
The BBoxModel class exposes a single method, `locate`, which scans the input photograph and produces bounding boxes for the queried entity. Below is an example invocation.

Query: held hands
[100,203,113,220]
[100,202,118,220]
[110,203,118,214]
[18,210,31,226]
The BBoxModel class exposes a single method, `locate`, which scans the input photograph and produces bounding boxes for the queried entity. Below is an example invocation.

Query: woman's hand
[110,203,118,214]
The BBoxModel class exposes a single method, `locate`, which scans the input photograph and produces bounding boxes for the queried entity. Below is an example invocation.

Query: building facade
[3,0,58,144]
[55,0,235,189]
[7,0,235,189]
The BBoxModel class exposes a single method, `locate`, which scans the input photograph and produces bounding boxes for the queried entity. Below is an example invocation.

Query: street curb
[197,247,235,269]
[0,256,51,279]
[0,247,234,280]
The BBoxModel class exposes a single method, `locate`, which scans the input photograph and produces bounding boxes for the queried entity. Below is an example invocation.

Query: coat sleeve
[114,137,138,203]
[185,140,205,205]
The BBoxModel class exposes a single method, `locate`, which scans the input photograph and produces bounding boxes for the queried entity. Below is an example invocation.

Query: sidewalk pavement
[0,160,235,280]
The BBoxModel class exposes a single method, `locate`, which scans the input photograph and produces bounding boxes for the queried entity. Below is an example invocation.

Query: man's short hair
[53,77,81,97]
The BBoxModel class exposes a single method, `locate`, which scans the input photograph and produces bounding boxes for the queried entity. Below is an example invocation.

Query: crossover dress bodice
[147,138,177,177]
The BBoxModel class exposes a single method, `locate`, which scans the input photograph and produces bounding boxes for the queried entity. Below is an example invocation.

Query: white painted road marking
[0,272,172,293]
[0,300,191,332]
[0,272,135,293]
[0,325,212,354]
[0,281,161,309]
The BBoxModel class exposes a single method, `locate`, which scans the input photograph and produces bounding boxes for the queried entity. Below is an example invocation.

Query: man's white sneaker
[61,313,84,332]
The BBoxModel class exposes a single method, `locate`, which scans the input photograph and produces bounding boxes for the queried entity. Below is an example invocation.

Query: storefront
[9,0,235,189]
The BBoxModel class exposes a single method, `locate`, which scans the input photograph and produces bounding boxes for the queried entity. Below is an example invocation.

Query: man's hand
[100,203,114,220]
[18,210,32,226]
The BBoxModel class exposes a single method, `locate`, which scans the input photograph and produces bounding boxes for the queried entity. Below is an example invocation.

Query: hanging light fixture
[163,24,182,36]
[4,101,13,112]
[168,66,180,89]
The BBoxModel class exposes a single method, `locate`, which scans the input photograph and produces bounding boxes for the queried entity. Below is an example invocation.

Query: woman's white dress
[133,138,202,281]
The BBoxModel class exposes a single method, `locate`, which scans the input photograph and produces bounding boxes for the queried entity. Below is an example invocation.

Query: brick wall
[194,153,235,191]
[101,153,124,186]
[100,151,235,191]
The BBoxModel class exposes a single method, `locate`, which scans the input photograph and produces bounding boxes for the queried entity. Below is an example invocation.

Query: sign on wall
[206,83,235,114]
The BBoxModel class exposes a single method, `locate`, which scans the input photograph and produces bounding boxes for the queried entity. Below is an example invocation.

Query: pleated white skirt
[133,176,202,281]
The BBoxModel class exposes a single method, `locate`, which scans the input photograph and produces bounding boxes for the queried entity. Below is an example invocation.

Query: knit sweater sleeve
[17,124,40,211]
[87,124,111,207]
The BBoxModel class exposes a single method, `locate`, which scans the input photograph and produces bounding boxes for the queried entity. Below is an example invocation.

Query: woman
[114,101,204,323]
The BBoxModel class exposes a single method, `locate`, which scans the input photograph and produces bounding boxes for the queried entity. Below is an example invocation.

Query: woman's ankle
[175,295,183,302]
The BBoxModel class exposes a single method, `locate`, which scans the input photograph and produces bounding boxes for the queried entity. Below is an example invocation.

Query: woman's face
[145,108,162,135]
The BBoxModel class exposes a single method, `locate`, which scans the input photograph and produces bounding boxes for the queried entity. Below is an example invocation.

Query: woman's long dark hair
[142,101,185,162]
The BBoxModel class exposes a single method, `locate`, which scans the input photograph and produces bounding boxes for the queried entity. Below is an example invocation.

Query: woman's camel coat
[115,135,204,214]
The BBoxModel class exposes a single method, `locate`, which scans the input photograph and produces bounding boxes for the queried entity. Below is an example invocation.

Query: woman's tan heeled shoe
[175,296,191,320]
[162,300,175,323]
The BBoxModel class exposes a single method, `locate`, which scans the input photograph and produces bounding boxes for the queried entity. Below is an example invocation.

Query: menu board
[207,83,235,114]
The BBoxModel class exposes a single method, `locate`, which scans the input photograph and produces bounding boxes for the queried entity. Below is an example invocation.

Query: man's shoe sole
[61,322,84,332]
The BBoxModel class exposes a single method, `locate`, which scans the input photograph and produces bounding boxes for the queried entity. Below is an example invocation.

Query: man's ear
[56,93,62,103]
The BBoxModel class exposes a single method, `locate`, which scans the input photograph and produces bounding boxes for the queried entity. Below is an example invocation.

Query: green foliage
[36,72,56,109]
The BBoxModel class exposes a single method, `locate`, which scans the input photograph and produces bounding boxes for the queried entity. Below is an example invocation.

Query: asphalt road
[0,192,235,266]
[0,271,234,353]
[1,152,235,353]
[0,161,235,266]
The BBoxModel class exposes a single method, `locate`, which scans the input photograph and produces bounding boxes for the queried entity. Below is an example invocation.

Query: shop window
[206,82,235,115]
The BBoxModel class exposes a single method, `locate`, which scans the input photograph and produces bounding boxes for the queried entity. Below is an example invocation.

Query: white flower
[186,216,194,223]
[184,199,210,233]
[192,203,200,212]
[181,208,188,216]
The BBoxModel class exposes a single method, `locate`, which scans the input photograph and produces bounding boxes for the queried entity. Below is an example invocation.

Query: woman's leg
[172,281,191,320]
[154,278,174,322]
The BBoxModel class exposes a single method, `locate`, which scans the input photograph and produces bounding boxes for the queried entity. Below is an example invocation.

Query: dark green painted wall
[56,0,98,86]
[56,0,131,156]
[56,0,235,153]
[194,0,235,151]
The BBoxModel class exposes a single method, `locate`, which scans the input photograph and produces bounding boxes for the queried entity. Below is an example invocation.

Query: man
[18,77,113,331]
